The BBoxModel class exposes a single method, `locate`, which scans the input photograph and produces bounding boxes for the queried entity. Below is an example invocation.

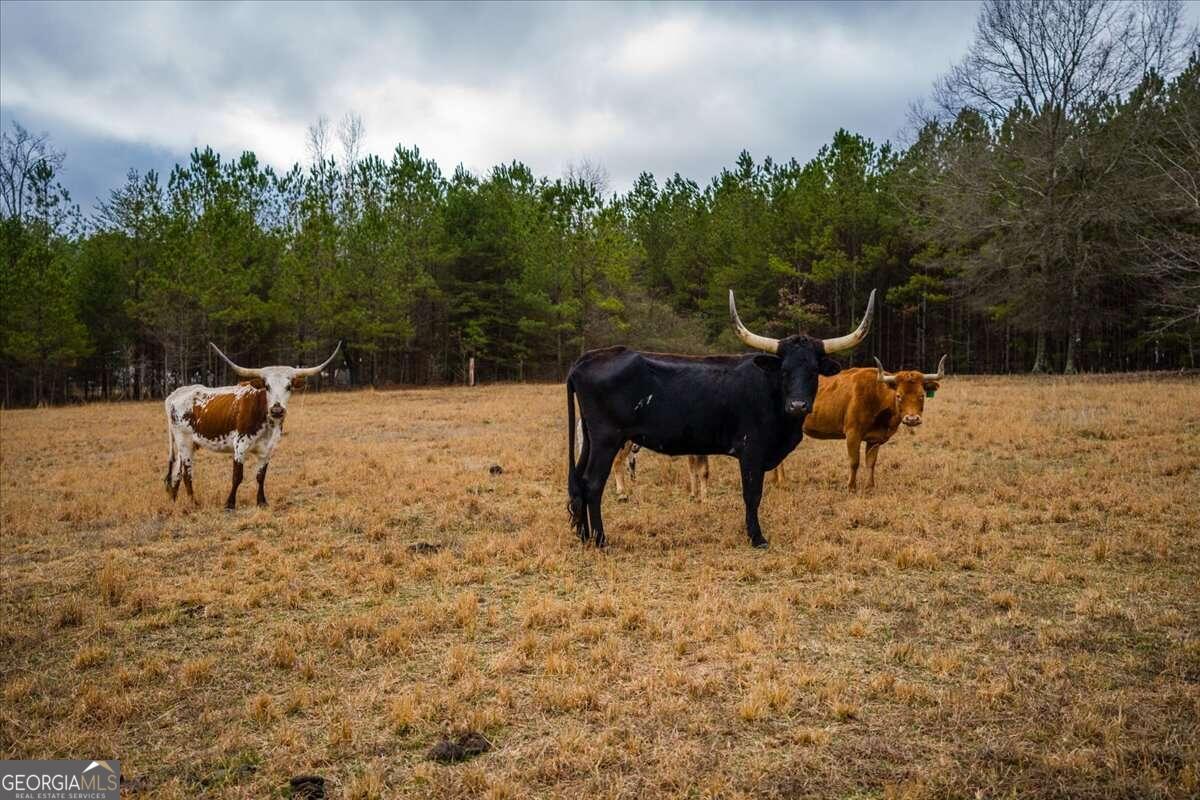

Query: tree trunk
[1064,325,1081,374]
[1031,329,1049,373]
[1004,322,1011,374]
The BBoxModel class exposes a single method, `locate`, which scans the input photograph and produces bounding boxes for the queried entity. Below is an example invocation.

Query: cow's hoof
[751,539,769,550]
[224,505,236,513]
[257,501,269,508]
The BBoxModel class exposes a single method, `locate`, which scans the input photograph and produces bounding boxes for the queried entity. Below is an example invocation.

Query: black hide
[566,337,840,549]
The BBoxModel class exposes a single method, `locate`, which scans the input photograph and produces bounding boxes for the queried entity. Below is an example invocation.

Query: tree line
[1,0,1196,407]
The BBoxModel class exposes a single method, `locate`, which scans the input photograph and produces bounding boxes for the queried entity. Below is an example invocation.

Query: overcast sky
[3,1,993,210]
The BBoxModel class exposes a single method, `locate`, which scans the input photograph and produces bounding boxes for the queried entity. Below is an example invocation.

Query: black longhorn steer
[567,288,876,548]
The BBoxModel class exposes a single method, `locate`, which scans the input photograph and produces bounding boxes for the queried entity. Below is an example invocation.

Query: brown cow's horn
[729,290,779,355]
[873,356,898,386]
[210,342,262,378]
[821,289,876,354]
[292,341,343,378]
[923,354,947,382]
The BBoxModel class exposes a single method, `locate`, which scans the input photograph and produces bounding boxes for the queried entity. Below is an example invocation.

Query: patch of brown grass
[1,376,1198,798]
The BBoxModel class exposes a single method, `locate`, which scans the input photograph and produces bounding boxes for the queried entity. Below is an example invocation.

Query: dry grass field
[2,375,1199,799]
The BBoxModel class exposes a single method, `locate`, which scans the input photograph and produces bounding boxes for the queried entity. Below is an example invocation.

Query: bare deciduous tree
[1135,57,1200,335]
[0,121,66,222]
[566,158,611,199]
[338,112,366,168]
[925,0,1195,372]
[306,115,331,165]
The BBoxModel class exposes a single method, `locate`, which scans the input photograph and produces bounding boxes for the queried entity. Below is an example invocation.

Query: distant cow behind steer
[567,289,875,548]
[680,355,947,495]
[576,419,639,499]
[164,342,342,509]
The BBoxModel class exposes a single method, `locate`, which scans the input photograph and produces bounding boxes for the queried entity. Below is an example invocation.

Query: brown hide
[183,385,268,439]
[802,367,937,490]
[803,367,932,443]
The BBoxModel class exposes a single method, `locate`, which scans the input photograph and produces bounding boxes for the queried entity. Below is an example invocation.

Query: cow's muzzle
[785,400,810,417]
[270,404,286,420]
[902,415,922,427]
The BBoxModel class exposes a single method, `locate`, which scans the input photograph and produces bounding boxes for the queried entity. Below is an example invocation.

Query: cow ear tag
[926,388,936,398]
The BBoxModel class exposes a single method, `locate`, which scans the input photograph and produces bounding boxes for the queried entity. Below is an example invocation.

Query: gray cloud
[1,0,989,211]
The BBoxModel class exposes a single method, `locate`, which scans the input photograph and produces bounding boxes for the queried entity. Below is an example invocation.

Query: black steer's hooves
[224,505,236,513]
[257,501,269,508]
[751,539,769,550]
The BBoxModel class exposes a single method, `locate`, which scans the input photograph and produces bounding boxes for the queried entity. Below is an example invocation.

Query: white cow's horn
[210,342,262,378]
[292,341,343,378]
[821,289,876,354]
[923,354,947,382]
[729,290,779,354]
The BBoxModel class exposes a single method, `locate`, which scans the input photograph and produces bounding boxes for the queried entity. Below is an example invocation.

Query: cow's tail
[164,401,177,493]
[164,410,175,491]
[566,377,588,543]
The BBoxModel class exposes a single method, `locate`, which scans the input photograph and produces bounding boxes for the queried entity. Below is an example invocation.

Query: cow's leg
[687,456,699,500]
[166,433,185,501]
[612,441,634,499]
[738,457,768,549]
[225,459,244,511]
[168,464,181,502]
[864,443,882,491]
[582,435,622,548]
[846,433,863,492]
[256,461,270,507]
[165,447,178,500]
[179,441,196,505]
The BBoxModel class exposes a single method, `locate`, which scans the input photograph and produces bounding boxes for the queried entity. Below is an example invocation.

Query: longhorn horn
[923,354,947,382]
[210,342,262,378]
[291,341,343,378]
[729,290,779,355]
[821,289,875,354]
[873,356,898,386]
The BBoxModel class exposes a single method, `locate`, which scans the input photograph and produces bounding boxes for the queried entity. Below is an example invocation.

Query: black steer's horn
[821,289,876,354]
[729,290,779,354]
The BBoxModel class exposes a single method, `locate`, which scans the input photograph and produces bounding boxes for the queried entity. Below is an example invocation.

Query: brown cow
[164,342,341,509]
[801,355,946,490]
[682,356,946,493]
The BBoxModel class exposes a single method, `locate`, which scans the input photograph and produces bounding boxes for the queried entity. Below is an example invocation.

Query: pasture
[1,375,1198,799]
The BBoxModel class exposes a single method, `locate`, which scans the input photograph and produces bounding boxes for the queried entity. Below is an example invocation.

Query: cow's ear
[752,355,782,373]
[924,381,940,393]
[818,356,842,376]
[291,375,306,390]
[239,378,265,390]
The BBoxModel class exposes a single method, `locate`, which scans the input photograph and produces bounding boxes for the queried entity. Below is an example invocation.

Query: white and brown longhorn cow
[164,342,341,509]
